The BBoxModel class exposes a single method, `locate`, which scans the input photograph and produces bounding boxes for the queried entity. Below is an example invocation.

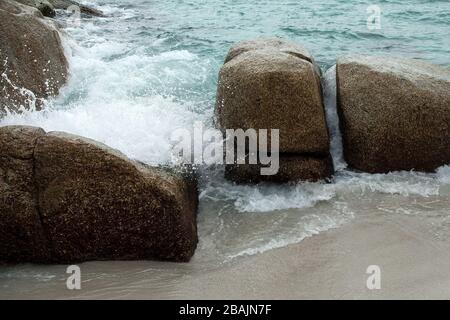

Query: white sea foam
[200,167,445,261]
[323,65,347,171]
[333,170,441,197]
[1,96,202,165]
[225,202,353,260]
[437,165,450,184]
[199,169,336,213]
[1,15,209,165]
[199,166,443,215]
[0,270,56,282]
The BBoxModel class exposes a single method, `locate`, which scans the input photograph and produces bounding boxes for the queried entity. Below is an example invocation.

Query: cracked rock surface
[336,55,450,173]
[0,126,198,263]
[215,38,333,183]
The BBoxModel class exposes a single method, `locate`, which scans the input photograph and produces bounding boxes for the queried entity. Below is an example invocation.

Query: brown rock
[0,126,198,263]
[217,48,328,155]
[215,38,332,183]
[336,55,450,173]
[0,0,68,114]
[225,155,334,184]
[15,0,56,17]
[49,0,105,17]
[224,38,314,64]
[34,132,198,263]
[0,126,49,262]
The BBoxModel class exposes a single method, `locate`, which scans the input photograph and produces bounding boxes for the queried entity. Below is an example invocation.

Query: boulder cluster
[216,39,334,183]
[216,38,450,182]
[0,0,449,264]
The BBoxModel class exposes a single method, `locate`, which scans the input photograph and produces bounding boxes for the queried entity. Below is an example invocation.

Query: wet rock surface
[336,55,450,173]
[0,126,199,263]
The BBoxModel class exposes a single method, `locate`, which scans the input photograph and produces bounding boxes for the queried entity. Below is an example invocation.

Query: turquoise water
[0,0,450,298]
[142,0,450,67]
[75,0,450,105]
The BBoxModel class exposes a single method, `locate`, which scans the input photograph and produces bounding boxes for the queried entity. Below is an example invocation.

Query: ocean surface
[0,0,450,298]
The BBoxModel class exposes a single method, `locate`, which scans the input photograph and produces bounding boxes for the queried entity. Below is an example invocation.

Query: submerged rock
[215,38,333,183]
[0,126,198,263]
[0,0,68,115]
[14,0,105,18]
[336,55,450,173]
[49,0,105,17]
[15,0,56,17]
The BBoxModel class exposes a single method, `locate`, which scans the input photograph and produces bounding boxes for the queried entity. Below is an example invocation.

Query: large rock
[217,43,328,154]
[215,38,333,183]
[34,132,198,263]
[0,0,68,115]
[336,55,450,173]
[0,126,50,262]
[0,126,198,263]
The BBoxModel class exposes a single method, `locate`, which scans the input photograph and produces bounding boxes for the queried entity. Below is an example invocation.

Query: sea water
[0,0,449,298]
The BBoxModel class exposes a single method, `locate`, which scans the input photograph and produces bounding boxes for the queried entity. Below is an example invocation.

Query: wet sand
[167,213,450,299]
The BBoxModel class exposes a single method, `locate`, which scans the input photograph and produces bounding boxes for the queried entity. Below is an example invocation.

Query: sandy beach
[169,212,450,300]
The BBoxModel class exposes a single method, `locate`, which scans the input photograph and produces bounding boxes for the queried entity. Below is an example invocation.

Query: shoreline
[3,203,450,300]
[165,211,450,300]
